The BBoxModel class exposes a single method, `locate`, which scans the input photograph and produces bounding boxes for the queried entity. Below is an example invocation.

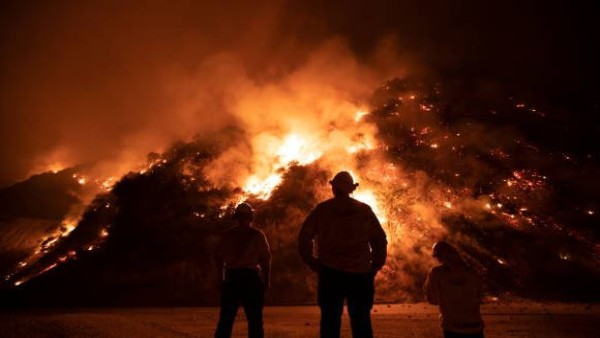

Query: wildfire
[9,74,600,303]
[242,133,322,200]
[276,134,322,165]
[48,162,65,174]
[101,177,116,190]
[244,174,283,200]
[353,189,387,224]
[354,110,369,122]
[60,220,78,238]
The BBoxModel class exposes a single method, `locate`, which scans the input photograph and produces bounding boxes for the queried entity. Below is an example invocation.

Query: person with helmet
[214,202,271,338]
[298,171,387,338]
[424,241,485,338]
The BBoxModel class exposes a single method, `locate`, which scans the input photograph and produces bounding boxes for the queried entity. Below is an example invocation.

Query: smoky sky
[1,0,598,187]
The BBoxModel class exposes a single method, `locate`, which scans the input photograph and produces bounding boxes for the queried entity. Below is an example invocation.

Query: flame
[276,134,322,165]
[48,162,65,174]
[354,110,369,122]
[60,219,79,238]
[101,177,116,190]
[353,189,387,225]
[244,174,282,200]
[242,133,323,200]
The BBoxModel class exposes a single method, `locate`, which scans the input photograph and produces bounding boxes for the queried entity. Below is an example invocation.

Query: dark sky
[1,0,598,187]
[291,1,600,96]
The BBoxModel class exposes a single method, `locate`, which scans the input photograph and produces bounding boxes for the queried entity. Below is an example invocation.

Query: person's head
[329,171,358,197]
[432,241,463,265]
[234,202,254,226]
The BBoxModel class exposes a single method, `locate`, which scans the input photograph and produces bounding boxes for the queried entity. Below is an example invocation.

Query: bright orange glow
[354,189,387,225]
[102,177,116,190]
[276,134,322,165]
[354,110,369,122]
[48,162,64,173]
[60,221,77,237]
[242,133,323,200]
[100,228,109,238]
[244,174,282,200]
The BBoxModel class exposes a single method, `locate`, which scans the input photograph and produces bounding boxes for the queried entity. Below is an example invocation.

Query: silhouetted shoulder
[316,198,336,208]
[351,198,374,211]
[318,197,373,212]
[429,265,444,276]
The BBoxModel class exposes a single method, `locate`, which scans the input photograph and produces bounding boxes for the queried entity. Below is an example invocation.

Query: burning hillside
[1,75,599,306]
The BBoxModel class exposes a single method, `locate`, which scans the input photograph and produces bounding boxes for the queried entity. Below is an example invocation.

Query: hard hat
[432,241,459,260]
[329,171,359,193]
[234,202,254,218]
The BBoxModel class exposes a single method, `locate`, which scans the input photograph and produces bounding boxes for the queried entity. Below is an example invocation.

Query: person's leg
[241,271,265,338]
[214,275,240,338]
[318,266,345,338]
[346,272,375,338]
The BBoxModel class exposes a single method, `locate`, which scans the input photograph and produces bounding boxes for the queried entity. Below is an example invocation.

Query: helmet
[432,241,460,260]
[329,171,359,194]
[234,202,254,219]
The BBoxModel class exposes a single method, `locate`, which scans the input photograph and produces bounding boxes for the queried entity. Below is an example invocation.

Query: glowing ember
[559,253,570,261]
[100,228,110,238]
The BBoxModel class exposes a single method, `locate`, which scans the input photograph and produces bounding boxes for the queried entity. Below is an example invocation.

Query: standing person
[214,203,271,338]
[298,171,388,338]
[424,241,485,338]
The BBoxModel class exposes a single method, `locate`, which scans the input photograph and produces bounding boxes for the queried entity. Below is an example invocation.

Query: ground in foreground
[1,303,598,338]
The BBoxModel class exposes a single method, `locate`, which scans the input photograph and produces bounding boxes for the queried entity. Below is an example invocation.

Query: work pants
[318,265,375,338]
[215,269,265,338]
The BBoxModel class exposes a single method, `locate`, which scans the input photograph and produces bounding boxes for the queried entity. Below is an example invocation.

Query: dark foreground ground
[1,303,599,338]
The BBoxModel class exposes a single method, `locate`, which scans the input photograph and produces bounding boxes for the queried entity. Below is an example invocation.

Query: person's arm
[298,207,320,271]
[368,207,387,271]
[424,268,440,305]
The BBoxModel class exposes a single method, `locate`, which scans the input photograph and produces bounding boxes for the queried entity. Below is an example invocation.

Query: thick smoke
[4,1,596,187]
[0,1,296,186]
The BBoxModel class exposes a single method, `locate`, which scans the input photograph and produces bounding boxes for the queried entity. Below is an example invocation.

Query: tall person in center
[299,171,388,338]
